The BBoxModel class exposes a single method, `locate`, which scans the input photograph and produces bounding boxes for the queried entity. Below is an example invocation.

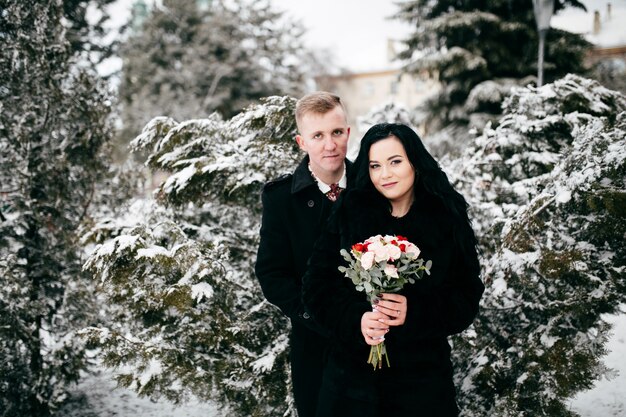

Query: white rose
[384,264,398,278]
[365,234,383,244]
[383,235,396,243]
[386,244,402,261]
[369,241,388,262]
[360,251,375,270]
[404,243,421,258]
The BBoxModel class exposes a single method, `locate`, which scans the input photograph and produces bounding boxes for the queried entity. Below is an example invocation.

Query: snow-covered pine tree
[357,101,418,133]
[445,74,626,416]
[117,0,306,146]
[0,1,114,415]
[352,101,421,159]
[82,97,302,416]
[394,0,590,153]
[62,0,119,66]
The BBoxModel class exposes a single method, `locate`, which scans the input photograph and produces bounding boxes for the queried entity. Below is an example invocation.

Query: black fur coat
[302,187,484,414]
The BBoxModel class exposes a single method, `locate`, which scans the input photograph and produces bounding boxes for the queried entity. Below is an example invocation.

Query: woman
[302,123,484,417]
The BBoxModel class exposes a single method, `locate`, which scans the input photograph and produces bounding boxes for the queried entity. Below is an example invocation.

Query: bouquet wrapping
[338,234,431,370]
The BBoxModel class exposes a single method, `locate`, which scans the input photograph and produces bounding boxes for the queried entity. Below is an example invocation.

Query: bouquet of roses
[338,234,432,370]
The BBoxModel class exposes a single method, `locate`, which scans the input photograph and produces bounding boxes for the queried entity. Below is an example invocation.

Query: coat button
[307,200,314,207]
[303,312,311,319]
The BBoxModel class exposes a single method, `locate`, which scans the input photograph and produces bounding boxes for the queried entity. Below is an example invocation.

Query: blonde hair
[295,91,347,131]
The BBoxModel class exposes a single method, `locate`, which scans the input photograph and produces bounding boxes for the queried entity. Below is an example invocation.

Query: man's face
[296,106,350,184]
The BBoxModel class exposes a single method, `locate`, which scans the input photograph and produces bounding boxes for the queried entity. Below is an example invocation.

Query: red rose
[399,243,406,252]
[352,243,365,253]
[396,235,408,241]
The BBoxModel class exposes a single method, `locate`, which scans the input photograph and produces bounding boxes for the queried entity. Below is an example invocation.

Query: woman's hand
[373,293,407,326]
[361,311,389,345]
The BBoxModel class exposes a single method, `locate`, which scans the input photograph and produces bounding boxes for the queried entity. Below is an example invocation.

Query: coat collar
[291,155,352,194]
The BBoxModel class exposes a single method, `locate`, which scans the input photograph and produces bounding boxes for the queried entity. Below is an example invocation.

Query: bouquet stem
[367,342,390,370]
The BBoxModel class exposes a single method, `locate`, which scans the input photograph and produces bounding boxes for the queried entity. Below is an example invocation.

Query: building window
[390,81,398,95]
[415,78,426,92]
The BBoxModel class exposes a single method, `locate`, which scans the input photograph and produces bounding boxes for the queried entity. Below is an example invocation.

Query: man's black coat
[255,156,350,417]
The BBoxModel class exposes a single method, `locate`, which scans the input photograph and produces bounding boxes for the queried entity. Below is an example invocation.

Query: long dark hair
[350,123,479,268]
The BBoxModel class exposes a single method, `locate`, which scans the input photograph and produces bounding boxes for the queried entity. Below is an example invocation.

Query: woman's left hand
[373,293,407,326]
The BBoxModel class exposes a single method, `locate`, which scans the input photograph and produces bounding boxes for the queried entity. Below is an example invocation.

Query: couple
[255,92,484,417]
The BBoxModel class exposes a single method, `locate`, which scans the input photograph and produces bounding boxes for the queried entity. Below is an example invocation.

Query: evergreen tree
[118,0,306,146]
[394,0,591,150]
[445,75,626,415]
[0,0,114,415]
[62,0,119,65]
[82,97,302,416]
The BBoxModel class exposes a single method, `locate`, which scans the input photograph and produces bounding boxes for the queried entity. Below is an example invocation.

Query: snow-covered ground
[60,314,626,416]
[569,313,626,417]
[58,369,218,417]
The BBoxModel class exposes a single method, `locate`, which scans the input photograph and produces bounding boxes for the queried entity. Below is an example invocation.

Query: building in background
[315,67,439,135]
[315,41,440,139]
[554,1,626,92]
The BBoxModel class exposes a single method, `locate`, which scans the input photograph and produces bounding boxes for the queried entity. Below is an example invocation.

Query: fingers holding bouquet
[373,293,407,326]
[339,234,431,369]
[361,311,389,346]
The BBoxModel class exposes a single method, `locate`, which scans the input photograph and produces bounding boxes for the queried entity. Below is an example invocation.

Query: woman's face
[368,135,415,211]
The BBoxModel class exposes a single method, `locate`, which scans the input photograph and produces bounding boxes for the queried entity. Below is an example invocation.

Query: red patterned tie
[326,183,342,202]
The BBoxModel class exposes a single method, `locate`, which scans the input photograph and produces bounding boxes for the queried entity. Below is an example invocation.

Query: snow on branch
[449,74,626,416]
[130,96,301,208]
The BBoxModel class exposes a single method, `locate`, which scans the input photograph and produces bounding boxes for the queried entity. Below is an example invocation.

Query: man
[255,92,351,417]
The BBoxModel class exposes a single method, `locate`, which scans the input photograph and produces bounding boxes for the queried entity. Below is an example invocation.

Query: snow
[138,359,162,392]
[540,332,560,349]
[190,282,214,302]
[163,164,197,194]
[555,187,572,204]
[136,246,170,259]
[58,369,218,417]
[569,313,626,416]
[98,234,141,257]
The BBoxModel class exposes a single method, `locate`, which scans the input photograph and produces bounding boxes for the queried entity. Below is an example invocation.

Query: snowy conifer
[394,0,590,153]
[446,75,626,415]
[83,97,301,416]
[0,1,114,415]
[117,0,306,145]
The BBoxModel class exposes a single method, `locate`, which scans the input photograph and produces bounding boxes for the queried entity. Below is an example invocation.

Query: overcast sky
[276,0,626,70]
[100,0,623,76]
[270,0,412,71]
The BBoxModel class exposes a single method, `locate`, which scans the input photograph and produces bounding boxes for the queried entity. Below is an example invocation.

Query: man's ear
[346,126,351,139]
[295,134,306,150]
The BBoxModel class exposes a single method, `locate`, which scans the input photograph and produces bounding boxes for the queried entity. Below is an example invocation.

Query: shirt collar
[308,163,347,194]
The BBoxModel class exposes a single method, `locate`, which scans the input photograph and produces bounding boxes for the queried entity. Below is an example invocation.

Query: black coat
[255,156,351,417]
[302,188,484,416]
